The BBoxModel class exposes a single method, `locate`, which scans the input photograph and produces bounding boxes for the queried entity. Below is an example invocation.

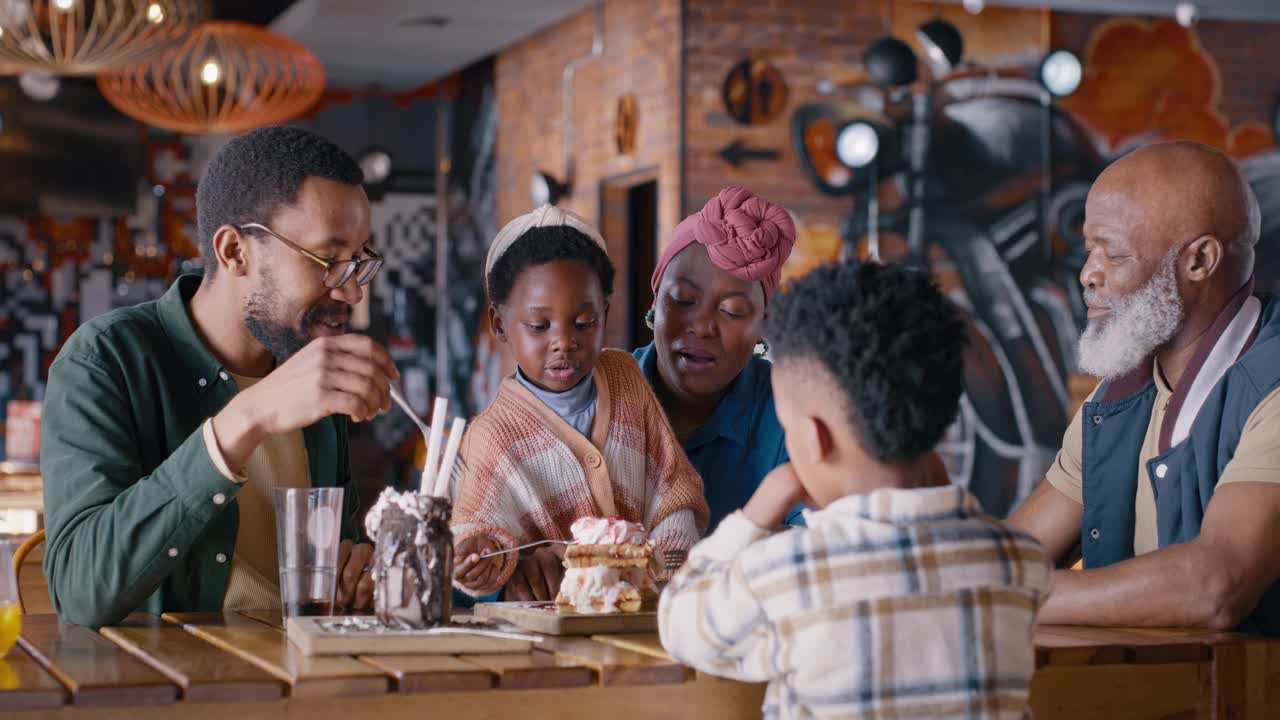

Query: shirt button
[1155,464,1168,479]
[168,547,179,558]
[219,371,229,381]
[215,553,228,564]
[585,453,602,468]
[1092,415,1103,425]
[212,493,226,505]
[198,378,208,387]
[1089,528,1100,540]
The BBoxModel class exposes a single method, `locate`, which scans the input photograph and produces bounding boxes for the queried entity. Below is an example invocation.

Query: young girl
[452,206,709,599]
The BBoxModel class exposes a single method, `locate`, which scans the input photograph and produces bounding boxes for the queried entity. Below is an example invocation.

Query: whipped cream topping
[569,516,649,546]
[560,566,635,614]
[365,488,436,544]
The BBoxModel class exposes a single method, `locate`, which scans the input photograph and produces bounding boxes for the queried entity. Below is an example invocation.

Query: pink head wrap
[650,186,796,304]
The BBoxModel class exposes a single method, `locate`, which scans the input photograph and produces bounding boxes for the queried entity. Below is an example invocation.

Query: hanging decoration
[0,0,201,74]
[97,20,326,135]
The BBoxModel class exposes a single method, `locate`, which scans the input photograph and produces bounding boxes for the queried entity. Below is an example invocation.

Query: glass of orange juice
[0,540,20,657]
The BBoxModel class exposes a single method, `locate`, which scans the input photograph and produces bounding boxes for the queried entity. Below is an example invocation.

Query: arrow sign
[718,140,780,168]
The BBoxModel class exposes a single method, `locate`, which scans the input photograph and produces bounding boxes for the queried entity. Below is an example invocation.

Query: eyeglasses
[236,222,384,289]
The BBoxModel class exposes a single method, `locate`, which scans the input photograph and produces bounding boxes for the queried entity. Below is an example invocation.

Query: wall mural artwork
[786,13,1280,517]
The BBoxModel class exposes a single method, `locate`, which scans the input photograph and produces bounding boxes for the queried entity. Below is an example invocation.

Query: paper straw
[419,397,449,495]
[433,416,467,499]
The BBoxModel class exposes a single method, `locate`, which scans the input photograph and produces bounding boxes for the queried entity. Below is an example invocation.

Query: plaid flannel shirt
[658,484,1053,719]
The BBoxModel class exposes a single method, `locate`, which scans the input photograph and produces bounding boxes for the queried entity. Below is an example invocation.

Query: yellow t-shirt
[214,372,312,611]
[1047,362,1280,556]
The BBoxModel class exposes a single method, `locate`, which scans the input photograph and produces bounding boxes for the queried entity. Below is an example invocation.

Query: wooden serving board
[474,601,657,636]
[286,615,539,656]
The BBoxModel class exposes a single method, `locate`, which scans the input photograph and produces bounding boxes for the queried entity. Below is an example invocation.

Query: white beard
[1077,251,1185,379]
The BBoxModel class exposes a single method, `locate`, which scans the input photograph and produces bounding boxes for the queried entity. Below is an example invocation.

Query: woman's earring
[644,308,656,330]
[755,338,770,356]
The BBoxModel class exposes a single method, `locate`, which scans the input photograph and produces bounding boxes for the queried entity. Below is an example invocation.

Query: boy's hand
[454,536,502,590]
[744,463,812,530]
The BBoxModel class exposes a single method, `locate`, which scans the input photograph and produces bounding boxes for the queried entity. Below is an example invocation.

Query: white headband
[484,205,608,293]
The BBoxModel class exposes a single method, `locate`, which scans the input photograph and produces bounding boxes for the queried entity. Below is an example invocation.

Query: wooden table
[2,613,1277,718]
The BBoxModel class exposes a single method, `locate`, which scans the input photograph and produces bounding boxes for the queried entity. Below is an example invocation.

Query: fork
[663,549,689,573]
[389,385,431,440]
[475,538,579,560]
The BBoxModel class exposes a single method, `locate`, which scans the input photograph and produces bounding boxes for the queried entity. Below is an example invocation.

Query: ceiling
[234,1,1280,91]
[969,0,1280,22]
[270,0,595,90]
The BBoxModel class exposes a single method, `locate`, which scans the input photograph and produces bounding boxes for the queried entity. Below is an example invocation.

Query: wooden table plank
[1031,662,1211,719]
[0,642,68,710]
[164,612,389,700]
[237,610,283,629]
[1033,628,1127,667]
[16,614,177,707]
[590,634,673,661]
[1035,625,1212,664]
[458,650,596,690]
[100,614,285,704]
[541,636,692,687]
[358,654,495,693]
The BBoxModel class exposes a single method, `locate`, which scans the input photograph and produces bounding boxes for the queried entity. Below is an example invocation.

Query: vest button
[1092,415,1103,425]
[1089,528,1100,540]
[585,453,602,469]
[1155,464,1168,479]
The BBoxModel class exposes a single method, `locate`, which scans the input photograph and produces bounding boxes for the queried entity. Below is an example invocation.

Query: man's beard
[1077,249,1184,379]
[244,267,348,362]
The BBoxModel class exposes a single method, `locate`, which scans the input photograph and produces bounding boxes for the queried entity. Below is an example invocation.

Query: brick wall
[683,0,1048,227]
[494,0,683,236]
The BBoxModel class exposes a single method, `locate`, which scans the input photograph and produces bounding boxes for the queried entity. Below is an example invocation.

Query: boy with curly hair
[659,260,1053,719]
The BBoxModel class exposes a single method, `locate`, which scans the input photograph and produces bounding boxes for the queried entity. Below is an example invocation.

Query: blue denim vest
[1080,293,1280,635]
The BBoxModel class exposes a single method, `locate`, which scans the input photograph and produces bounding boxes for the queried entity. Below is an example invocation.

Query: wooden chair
[12,528,45,613]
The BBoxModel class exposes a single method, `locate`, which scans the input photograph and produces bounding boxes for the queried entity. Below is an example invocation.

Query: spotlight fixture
[917,18,964,75]
[836,122,880,168]
[962,0,984,13]
[792,102,898,196]
[1039,50,1083,98]
[862,36,918,87]
[19,71,59,101]
[531,170,571,207]
[359,148,393,186]
[1175,3,1199,28]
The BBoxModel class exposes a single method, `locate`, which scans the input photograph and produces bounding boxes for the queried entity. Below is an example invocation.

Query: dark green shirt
[40,275,357,627]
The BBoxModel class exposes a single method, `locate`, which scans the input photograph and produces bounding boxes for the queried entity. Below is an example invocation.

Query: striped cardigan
[452,349,710,595]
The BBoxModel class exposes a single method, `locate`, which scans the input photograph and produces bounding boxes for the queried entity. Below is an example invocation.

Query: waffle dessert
[555,517,658,614]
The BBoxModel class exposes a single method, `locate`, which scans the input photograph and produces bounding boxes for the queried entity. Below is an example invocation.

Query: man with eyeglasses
[41,126,396,627]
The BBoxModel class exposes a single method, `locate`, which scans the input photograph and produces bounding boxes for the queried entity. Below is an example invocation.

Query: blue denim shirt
[634,342,803,531]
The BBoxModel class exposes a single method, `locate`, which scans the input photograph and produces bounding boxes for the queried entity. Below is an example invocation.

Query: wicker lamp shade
[0,0,202,74]
[98,20,326,134]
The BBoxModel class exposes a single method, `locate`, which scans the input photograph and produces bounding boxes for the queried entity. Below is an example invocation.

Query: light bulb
[962,0,984,13]
[836,122,880,168]
[1175,2,1198,28]
[200,59,221,86]
[147,2,165,24]
[1040,50,1083,98]
[53,0,75,11]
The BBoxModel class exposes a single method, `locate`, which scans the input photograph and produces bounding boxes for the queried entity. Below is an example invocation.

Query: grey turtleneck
[516,367,597,437]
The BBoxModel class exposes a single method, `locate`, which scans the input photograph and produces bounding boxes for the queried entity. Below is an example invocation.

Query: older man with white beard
[1009,140,1280,635]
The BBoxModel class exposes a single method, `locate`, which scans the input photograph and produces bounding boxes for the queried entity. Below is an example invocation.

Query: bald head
[1087,141,1258,280]
[1077,141,1261,378]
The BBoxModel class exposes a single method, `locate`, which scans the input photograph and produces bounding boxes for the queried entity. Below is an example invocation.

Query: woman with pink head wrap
[633,186,801,531]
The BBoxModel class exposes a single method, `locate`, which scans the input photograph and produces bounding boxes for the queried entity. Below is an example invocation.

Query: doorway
[599,168,660,350]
